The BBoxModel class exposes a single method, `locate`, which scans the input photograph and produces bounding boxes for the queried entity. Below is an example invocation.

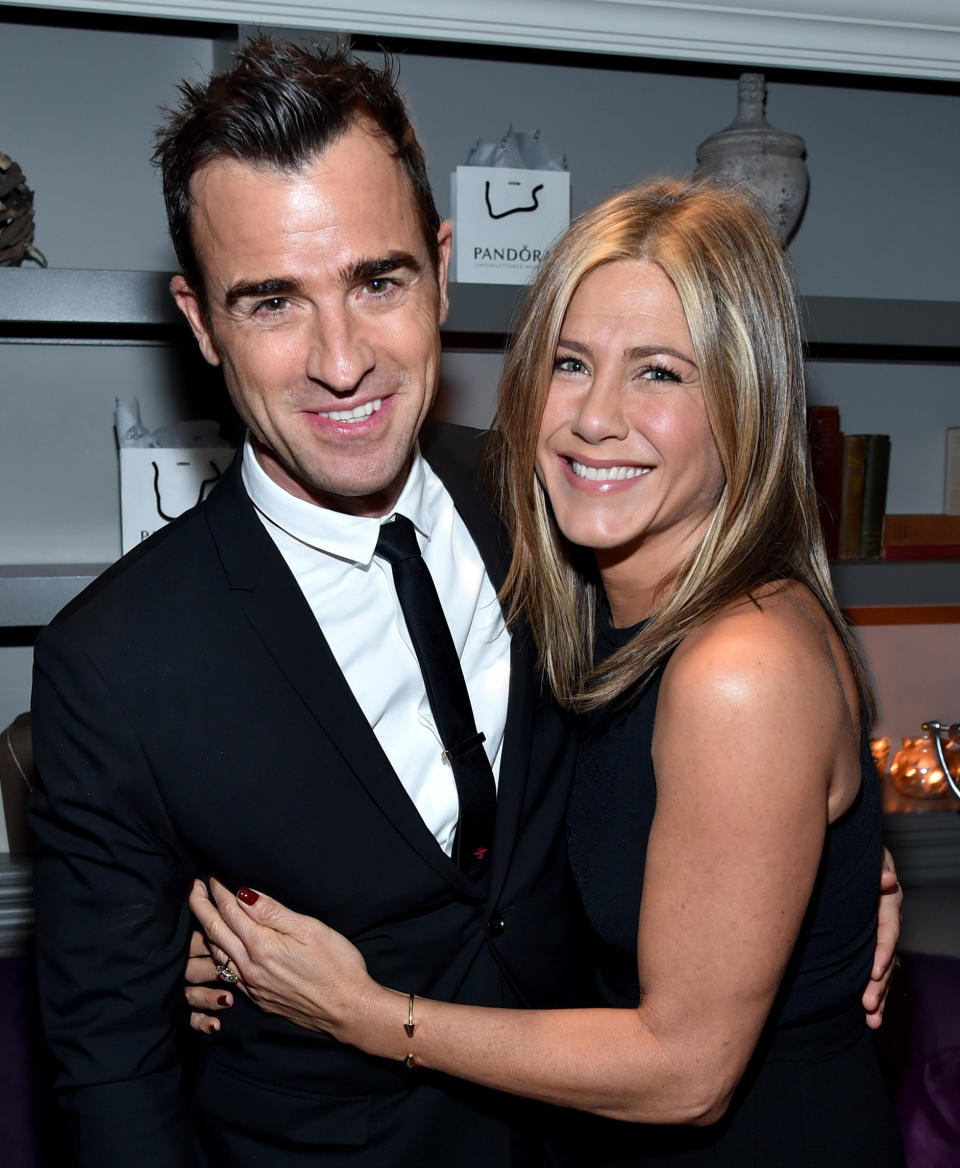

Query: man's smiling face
[172,121,451,517]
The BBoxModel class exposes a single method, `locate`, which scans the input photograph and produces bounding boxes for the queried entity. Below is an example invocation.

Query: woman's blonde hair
[493,177,871,714]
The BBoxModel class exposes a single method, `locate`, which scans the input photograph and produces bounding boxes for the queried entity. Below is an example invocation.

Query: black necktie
[376,515,496,877]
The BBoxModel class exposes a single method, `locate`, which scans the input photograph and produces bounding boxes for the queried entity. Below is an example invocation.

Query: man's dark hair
[153,35,441,302]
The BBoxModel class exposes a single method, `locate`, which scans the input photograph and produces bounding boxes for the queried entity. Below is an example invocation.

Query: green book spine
[838,435,868,559]
[859,435,891,559]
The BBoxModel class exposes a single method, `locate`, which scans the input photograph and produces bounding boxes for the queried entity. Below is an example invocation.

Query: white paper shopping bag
[451,165,570,285]
[119,446,234,553]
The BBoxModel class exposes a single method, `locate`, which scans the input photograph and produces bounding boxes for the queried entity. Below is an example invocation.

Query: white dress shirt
[241,438,511,856]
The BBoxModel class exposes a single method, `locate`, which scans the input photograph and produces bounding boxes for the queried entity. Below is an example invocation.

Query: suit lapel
[202,456,476,895]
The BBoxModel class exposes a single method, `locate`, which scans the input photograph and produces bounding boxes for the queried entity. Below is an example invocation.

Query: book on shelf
[882,544,960,561]
[859,434,890,559]
[882,513,960,546]
[946,428,960,516]
[807,405,843,560]
[838,434,868,559]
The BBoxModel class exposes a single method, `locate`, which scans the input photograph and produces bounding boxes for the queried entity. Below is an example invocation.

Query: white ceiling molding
[5,0,960,80]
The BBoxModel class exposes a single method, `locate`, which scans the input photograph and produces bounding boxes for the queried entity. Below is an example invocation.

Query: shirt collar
[241,435,433,566]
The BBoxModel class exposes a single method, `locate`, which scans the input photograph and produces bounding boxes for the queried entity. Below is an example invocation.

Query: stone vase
[693,72,809,245]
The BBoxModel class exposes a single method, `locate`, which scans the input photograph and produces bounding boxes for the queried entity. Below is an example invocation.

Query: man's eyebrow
[342,252,422,284]
[224,277,300,309]
[222,252,423,308]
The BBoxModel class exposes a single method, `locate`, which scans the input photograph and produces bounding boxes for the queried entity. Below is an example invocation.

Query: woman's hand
[862,846,903,1029]
[184,928,235,1033]
[187,877,375,1039]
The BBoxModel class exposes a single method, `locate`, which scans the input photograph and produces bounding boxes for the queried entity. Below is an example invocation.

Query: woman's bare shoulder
[660,581,848,726]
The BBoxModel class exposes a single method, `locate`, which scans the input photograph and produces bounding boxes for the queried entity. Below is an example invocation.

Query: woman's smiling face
[535,259,725,582]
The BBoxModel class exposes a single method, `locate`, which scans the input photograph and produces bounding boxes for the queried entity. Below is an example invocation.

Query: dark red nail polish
[207,1020,218,1034]
[237,887,259,905]
[217,994,230,1006]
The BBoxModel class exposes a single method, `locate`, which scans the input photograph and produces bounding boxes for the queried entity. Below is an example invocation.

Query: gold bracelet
[403,991,417,1068]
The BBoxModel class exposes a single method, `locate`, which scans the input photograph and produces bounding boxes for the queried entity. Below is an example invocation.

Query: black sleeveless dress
[565,615,904,1166]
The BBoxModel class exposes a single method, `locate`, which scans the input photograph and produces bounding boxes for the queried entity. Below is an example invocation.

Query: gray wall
[0,14,958,748]
[399,51,960,301]
[2,20,211,271]
[4,21,958,287]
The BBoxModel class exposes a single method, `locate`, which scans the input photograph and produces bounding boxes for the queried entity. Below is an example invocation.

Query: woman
[189,179,903,1164]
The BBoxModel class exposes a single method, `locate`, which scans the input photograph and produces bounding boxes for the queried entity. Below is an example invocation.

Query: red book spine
[807,406,843,560]
[883,513,960,546]
[881,544,960,560]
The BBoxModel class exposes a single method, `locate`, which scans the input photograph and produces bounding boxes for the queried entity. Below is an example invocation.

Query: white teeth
[320,398,383,422]
[569,459,650,482]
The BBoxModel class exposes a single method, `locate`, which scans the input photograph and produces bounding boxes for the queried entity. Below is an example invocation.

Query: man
[30,37,594,1168]
[31,35,899,1168]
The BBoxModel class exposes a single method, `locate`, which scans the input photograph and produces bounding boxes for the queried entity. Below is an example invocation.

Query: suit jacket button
[487,914,505,938]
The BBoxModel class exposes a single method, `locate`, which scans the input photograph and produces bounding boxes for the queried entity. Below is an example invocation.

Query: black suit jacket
[30,424,595,1167]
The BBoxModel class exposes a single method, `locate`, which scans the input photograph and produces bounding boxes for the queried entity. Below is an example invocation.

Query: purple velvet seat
[0,954,41,1168]
[876,949,960,1168]
[0,952,72,1168]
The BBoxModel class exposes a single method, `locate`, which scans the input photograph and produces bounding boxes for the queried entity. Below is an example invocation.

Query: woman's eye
[553,355,587,375]
[641,365,681,383]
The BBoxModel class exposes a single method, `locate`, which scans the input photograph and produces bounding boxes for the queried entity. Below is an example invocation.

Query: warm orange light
[889,736,949,799]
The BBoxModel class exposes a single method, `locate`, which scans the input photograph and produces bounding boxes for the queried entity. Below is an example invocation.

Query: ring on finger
[216,962,240,985]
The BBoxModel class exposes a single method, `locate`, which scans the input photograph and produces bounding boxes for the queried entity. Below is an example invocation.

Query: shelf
[897,883,960,958]
[443,283,525,339]
[0,268,177,330]
[882,806,960,888]
[6,1,958,82]
[802,297,960,354]
[2,267,959,353]
[881,776,960,889]
[831,561,960,609]
[1,559,958,630]
[0,267,525,341]
[0,855,32,956]
[0,564,109,627]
